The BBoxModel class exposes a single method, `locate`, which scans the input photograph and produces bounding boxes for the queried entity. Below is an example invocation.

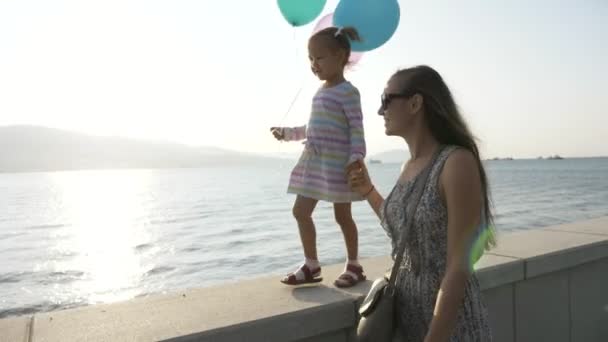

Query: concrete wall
[2,216,608,342]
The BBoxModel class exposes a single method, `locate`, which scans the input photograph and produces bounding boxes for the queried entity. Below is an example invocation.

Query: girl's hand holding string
[270,127,285,141]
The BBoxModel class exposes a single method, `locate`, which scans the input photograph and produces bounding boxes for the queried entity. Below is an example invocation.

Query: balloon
[333,0,400,52]
[312,12,364,66]
[277,0,327,27]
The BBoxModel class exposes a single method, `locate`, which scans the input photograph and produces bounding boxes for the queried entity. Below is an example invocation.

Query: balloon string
[277,26,306,128]
[277,82,304,127]
[294,27,297,60]
[275,27,307,170]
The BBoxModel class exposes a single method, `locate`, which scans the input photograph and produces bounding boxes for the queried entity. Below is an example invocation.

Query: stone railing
[2,216,607,342]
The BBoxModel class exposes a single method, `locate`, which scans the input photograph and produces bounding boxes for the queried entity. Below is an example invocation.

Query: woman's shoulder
[429,145,476,183]
[438,146,479,188]
[438,145,476,170]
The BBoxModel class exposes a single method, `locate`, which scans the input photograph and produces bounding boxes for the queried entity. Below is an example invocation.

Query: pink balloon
[312,12,363,66]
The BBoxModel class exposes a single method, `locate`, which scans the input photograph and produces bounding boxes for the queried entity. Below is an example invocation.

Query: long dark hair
[310,26,361,67]
[393,65,496,249]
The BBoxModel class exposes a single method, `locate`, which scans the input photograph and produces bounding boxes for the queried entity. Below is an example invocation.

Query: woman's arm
[364,186,384,219]
[425,149,482,342]
[346,161,384,219]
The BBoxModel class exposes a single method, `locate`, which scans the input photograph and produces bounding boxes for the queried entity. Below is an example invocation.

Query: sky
[0,0,607,158]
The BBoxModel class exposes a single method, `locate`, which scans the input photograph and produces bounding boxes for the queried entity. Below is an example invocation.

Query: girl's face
[307,37,345,81]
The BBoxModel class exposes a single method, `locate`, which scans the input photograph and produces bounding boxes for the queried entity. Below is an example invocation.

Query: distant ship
[547,155,564,160]
[369,159,382,164]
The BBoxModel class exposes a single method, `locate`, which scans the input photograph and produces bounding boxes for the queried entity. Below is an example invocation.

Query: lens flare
[470,226,494,271]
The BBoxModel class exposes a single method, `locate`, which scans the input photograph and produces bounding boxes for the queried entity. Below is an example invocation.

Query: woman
[347,65,495,341]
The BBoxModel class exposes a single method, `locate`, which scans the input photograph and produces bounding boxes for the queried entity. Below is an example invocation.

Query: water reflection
[45,170,152,305]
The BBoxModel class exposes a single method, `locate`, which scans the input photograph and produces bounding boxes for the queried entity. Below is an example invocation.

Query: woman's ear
[411,93,424,113]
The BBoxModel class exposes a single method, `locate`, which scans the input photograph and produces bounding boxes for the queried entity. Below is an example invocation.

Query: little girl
[270,26,367,288]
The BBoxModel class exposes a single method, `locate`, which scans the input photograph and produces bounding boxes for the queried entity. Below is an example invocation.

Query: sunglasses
[379,89,419,115]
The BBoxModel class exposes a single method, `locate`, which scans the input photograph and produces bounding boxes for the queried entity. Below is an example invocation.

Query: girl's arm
[282,125,307,141]
[424,149,482,342]
[343,88,366,164]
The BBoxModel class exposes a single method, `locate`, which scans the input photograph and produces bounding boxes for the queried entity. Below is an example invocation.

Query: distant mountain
[0,126,276,172]
[368,149,410,164]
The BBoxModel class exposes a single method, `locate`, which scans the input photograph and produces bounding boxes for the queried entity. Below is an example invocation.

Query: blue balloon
[333,0,400,52]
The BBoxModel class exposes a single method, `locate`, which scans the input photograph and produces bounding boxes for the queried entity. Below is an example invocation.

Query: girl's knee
[293,197,317,222]
[293,205,312,222]
[333,203,354,227]
[334,212,355,228]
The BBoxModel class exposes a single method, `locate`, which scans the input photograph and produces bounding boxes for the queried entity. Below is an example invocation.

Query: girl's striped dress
[282,81,366,203]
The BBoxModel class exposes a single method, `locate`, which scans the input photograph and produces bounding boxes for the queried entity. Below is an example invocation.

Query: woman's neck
[404,124,440,161]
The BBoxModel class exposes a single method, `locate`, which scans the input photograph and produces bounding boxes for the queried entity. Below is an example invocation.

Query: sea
[1,157,607,318]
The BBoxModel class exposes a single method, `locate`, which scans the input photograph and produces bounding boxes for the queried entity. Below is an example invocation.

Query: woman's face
[378,77,421,137]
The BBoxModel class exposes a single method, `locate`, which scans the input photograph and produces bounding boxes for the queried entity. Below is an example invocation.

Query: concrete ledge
[516,270,571,342]
[544,216,608,236]
[2,216,608,341]
[475,254,524,290]
[483,284,514,342]
[490,221,608,278]
[569,258,608,342]
[165,300,354,342]
[28,258,393,342]
[0,316,30,342]
[30,274,358,342]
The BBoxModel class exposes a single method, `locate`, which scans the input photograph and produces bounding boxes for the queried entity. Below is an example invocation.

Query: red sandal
[280,264,323,286]
[334,264,366,288]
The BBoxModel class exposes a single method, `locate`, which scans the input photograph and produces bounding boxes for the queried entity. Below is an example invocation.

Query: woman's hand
[346,160,373,197]
[347,159,384,219]
[270,127,284,141]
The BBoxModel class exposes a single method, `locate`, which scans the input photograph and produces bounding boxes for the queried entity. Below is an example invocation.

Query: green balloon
[277,0,327,27]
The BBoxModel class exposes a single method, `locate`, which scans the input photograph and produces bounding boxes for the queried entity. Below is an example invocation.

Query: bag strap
[387,145,444,294]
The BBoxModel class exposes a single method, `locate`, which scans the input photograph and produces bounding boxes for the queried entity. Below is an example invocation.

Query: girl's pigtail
[340,26,362,42]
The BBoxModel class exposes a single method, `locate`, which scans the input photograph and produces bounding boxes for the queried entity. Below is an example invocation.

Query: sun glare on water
[44,170,155,305]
